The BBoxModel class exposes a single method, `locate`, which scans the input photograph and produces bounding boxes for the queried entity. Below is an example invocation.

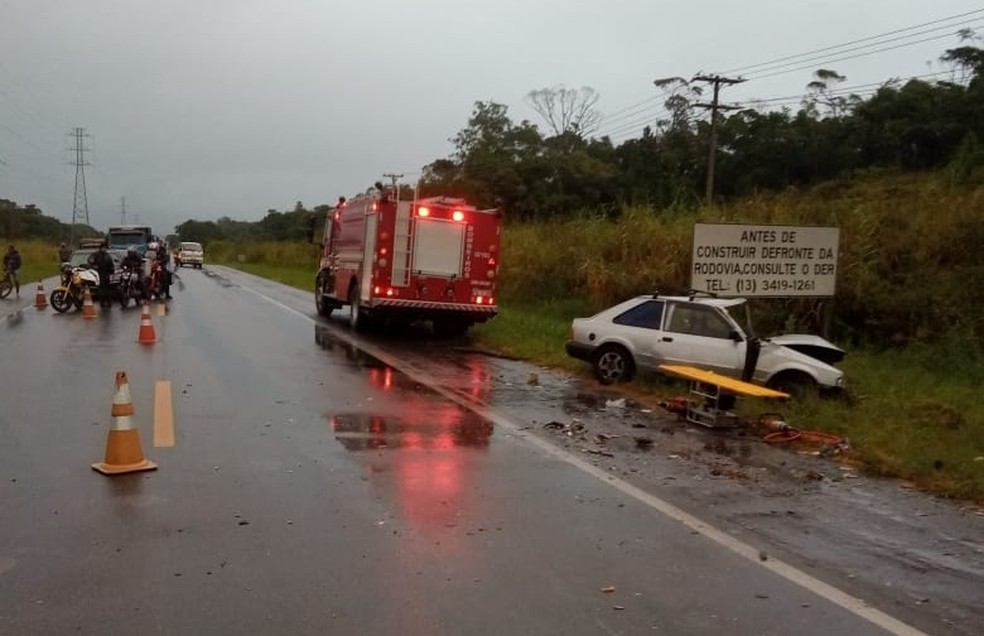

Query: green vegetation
[206,240,314,290]
[3,240,62,285]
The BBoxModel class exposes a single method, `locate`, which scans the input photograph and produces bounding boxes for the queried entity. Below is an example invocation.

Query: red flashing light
[386,288,395,297]
[417,207,430,217]
[373,286,381,294]
[452,210,465,222]
[475,296,484,305]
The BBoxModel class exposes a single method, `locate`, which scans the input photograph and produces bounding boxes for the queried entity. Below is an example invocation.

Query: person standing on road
[87,244,115,308]
[58,242,72,264]
[3,245,22,297]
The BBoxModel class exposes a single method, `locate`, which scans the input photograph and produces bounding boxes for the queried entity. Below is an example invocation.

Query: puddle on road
[314,325,387,369]
[2,309,24,328]
[330,411,494,452]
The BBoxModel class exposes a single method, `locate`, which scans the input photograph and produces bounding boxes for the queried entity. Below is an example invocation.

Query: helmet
[127,247,140,258]
[148,241,160,251]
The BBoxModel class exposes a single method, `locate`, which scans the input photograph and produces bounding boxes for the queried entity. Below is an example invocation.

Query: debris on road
[585,448,615,458]
[601,585,616,593]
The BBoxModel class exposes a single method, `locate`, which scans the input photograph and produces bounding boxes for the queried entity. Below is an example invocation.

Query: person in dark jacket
[58,243,72,264]
[158,242,173,300]
[87,244,116,308]
[3,245,22,297]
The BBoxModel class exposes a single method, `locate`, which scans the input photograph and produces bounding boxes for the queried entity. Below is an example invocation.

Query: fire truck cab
[315,190,501,336]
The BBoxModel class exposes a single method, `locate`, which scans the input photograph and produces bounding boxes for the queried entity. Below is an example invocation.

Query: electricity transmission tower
[692,75,745,206]
[68,127,91,245]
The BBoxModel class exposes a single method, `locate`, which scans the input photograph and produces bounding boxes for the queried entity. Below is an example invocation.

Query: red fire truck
[315,190,502,335]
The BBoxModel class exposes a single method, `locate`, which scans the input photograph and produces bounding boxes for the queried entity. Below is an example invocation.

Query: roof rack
[687,288,719,300]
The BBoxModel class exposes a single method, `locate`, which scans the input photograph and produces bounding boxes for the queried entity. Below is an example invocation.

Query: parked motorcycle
[117,265,145,308]
[144,259,165,301]
[50,264,100,312]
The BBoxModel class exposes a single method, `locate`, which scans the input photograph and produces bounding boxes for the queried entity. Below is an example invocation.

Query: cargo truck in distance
[314,189,501,336]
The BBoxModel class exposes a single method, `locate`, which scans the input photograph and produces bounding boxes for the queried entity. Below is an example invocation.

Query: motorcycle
[144,259,166,300]
[117,265,145,308]
[50,264,100,312]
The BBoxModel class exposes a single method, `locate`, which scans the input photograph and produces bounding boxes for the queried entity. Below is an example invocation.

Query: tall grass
[207,240,315,268]
[501,174,984,348]
[2,239,61,284]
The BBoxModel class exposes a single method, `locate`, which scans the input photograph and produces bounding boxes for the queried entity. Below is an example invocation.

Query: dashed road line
[153,380,175,447]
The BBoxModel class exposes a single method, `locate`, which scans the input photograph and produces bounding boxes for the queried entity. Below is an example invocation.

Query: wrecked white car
[565,293,846,397]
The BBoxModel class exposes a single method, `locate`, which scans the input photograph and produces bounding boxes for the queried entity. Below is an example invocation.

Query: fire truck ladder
[392,201,413,287]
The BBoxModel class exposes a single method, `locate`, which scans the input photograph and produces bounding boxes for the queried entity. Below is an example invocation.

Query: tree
[525,86,602,139]
[804,69,849,117]
[175,219,221,246]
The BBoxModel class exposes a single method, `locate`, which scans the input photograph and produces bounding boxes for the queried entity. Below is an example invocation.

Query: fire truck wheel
[316,287,333,317]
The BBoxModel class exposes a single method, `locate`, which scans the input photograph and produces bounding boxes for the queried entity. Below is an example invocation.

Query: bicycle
[0,268,14,299]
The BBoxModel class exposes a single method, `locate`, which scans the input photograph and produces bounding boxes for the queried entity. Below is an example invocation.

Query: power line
[600,108,672,140]
[719,8,984,75]
[600,95,664,122]
[745,21,984,81]
[600,101,670,130]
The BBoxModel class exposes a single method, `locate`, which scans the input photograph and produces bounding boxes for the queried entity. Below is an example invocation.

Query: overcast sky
[1,0,982,234]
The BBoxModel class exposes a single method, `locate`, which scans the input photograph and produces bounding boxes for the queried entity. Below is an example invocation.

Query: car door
[609,299,666,369]
[655,302,745,376]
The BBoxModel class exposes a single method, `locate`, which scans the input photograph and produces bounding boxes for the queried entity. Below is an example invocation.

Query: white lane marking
[232,272,926,636]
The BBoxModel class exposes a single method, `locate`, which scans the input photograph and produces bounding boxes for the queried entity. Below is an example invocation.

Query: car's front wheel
[593,344,634,384]
[767,371,818,400]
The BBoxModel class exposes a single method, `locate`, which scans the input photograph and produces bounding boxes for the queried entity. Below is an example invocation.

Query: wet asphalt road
[0,268,978,635]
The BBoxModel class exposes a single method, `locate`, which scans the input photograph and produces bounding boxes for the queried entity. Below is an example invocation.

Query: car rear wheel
[593,345,634,384]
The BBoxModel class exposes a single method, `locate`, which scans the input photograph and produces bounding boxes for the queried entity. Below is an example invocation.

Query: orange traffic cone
[92,370,157,475]
[137,301,157,344]
[81,286,97,319]
[34,281,47,310]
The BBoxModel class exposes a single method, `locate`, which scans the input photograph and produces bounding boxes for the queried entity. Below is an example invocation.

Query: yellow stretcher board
[658,365,789,428]
[659,365,790,399]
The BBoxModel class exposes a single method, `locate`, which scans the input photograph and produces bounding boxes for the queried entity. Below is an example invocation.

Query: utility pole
[67,127,91,245]
[692,75,745,206]
[120,196,127,224]
[382,172,403,201]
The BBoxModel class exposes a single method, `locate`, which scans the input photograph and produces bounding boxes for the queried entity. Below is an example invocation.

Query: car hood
[764,334,846,365]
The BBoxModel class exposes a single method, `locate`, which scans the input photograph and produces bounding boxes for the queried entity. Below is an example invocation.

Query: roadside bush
[502,173,984,351]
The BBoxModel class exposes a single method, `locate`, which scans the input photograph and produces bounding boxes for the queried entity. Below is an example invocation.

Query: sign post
[690,223,840,297]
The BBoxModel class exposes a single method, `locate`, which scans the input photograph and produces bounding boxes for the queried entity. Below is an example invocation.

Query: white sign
[691,223,840,297]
